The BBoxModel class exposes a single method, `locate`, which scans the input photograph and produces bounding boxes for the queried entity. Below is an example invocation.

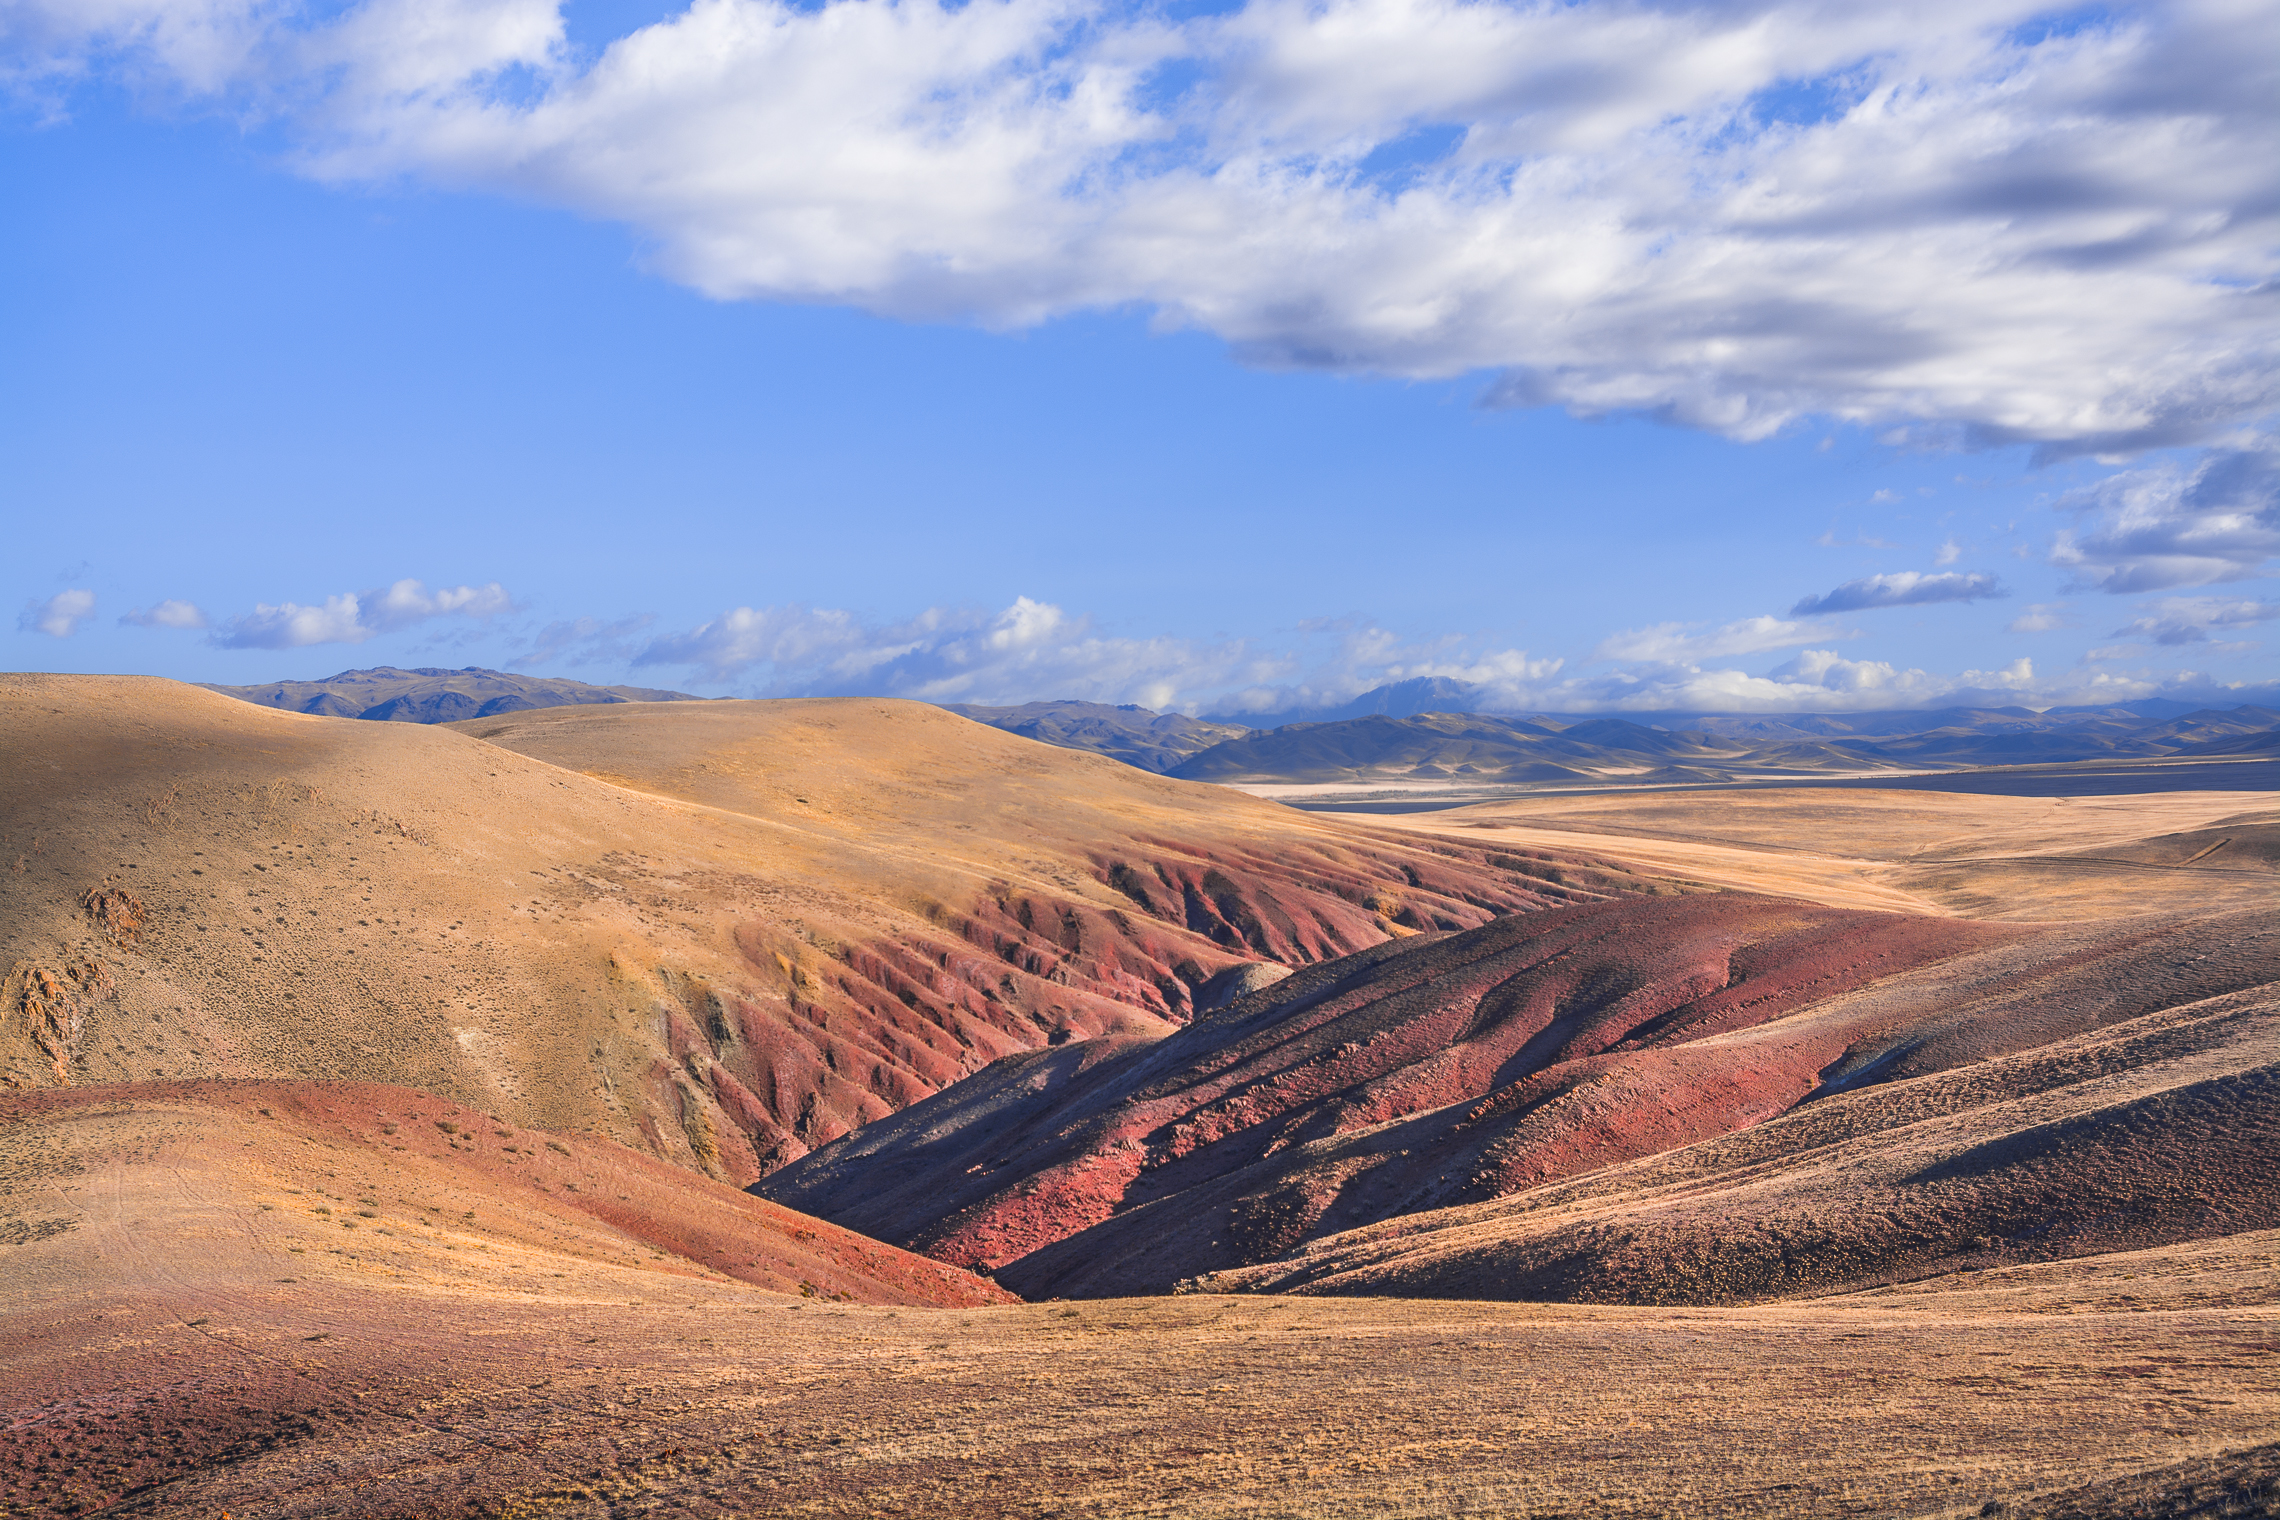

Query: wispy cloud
[1591,615,1850,665]
[2007,603,2072,634]
[119,598,209,629]
[1790,571,2003,617]
[2110,597,2280,647]
[18,588,93,637]
[507,614,656,670]
[211,579,513,649]
[2052,440,2280,593]
[17,0,2280,452]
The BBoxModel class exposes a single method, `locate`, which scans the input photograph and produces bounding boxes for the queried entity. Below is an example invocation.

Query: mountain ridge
[204,665,705,723]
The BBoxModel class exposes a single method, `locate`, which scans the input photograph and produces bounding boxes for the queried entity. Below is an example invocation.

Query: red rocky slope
[756,894,2280,1298]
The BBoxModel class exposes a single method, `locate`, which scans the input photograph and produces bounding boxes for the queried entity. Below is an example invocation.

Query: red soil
[757,894,2280,1299]
[0,1080,1011,1308]
[1216,981,2280,1304]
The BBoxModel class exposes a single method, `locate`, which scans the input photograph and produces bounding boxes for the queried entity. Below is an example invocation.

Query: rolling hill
[6,675,2280,1520]
[758,874,2280,1299]
[0,674,1642,1183]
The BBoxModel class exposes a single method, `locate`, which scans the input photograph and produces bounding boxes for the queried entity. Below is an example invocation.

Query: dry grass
[0,675,1632,1180]
[1,1086,2275,1519]
[1368,787,2280,919]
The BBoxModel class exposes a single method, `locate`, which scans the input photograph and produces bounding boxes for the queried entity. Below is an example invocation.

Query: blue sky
[5,0,2276,714]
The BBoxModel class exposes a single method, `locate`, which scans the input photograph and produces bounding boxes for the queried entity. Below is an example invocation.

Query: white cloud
[1790,570,2004,616]
[2052,439,2280,593]
[1591,614,1849,664]
[0,0,276,97]
[2110,596,2280,646]
[211,578,513,648]
[119,598,209,629]
[19,588,94,637]
[1467,647,2048,713]
[637,596,1282,709]
[2007,602,2071,633]
[1816,528,1901,550]
[633,596,1580,713]
[21,0,2280,451]
[1933,537,1961,566]
[621,592,2269,716]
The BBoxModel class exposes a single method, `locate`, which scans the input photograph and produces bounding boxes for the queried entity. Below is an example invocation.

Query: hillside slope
[0,676,1640,1183]
[0,1079,1009,1307]
[1212,981,2280,1302]
[758,893,2280,1299]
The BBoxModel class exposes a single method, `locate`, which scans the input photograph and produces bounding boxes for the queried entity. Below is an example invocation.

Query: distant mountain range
[947,684,2280,790]
[939,701,1247,774]
[1168,703,2280,787]
[1200,675,1487,726]
[206,666,703,723]
[209,670,2280,790]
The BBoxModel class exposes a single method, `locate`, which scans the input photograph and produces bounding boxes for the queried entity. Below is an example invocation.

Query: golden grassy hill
[0,675,1648,1183]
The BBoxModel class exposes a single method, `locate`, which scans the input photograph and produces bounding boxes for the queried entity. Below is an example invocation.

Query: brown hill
[0,1078,1008,1307]
[0,675,1640,1184]
[757,892,2280,1299]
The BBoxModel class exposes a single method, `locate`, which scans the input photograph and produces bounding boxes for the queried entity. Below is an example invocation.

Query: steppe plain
[3,673,2277,1518]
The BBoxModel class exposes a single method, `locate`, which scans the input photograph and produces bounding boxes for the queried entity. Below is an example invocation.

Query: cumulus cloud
[19,588,94,637]
[635,596,1283,710]
[1790,571,2004,616]
[625,592,2252,715]
[119,598,209,629]
[2110,596,2280,646]
[1591,615,1849,664]
[2052,440,2280,593]
[211,578,512,649]
[18,0,2280,450]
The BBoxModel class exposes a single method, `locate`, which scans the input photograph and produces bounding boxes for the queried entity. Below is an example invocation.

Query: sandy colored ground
[3,1080,2276,1519]
[0,676,1636,1180]
[6,682,2277,1518]
[1363,787,2280,918]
